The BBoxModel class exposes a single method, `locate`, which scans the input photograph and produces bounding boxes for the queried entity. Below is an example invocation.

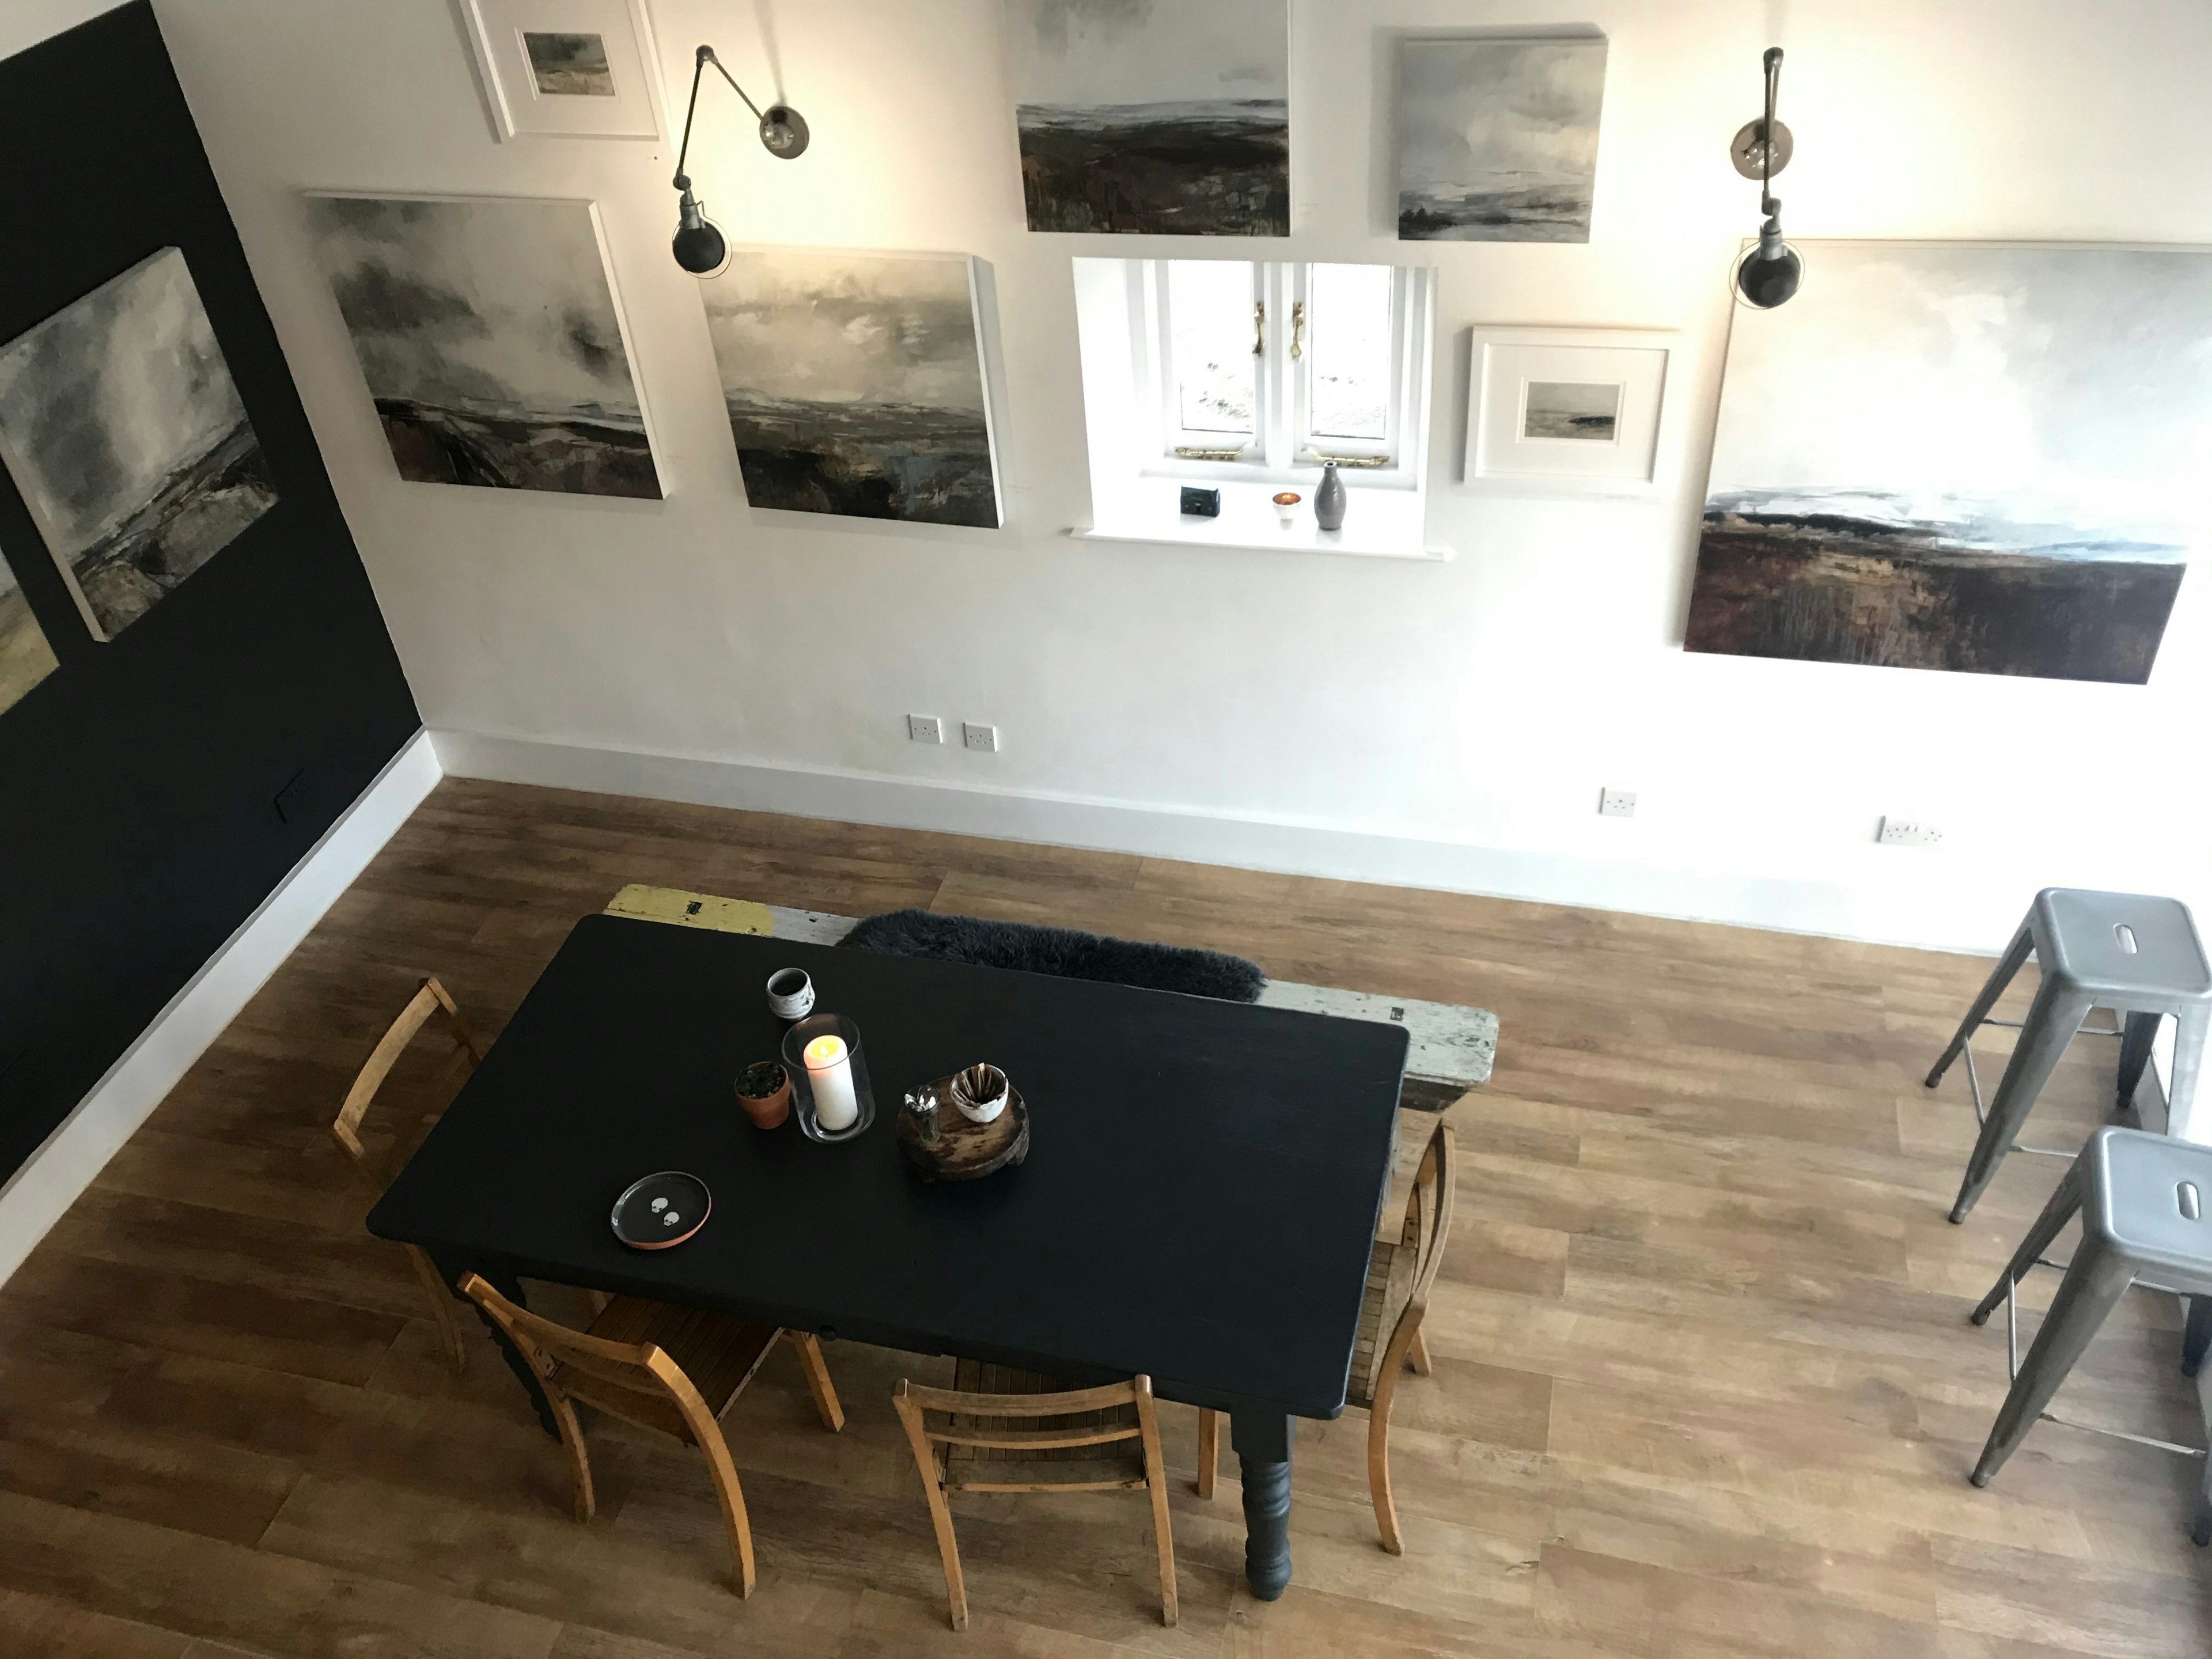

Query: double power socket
[909,714,998,753]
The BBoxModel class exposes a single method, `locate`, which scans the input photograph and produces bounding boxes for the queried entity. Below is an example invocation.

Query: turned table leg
[1232,1410,1293,1600]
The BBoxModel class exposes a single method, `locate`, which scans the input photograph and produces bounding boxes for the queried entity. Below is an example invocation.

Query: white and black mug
[950,1062,1009,1124]
[765,967,815,1021]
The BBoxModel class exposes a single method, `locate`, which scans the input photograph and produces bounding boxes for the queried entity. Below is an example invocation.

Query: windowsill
[1074,478,1448,562]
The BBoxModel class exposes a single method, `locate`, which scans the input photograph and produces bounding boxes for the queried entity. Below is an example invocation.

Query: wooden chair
[1195,1119,1456,1555]
[459,1274,845,1599]
[892,1362,1177,1631]
[329,976,485,1373]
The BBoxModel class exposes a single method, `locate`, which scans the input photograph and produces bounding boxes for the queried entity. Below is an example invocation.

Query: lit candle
[803,1033,859,1131]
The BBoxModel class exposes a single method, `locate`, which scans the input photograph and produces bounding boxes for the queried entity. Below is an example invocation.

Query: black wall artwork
[0,3,420,1182]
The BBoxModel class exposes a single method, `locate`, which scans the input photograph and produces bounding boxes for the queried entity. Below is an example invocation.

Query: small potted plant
[1272,490,1302,529]
[734,1060,792,1129]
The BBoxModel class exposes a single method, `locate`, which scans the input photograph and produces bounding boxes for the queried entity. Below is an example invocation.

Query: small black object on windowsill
[1180,486,1222,518]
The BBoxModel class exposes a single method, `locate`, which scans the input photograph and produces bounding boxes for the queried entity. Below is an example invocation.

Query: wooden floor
[3,777,2208,1658]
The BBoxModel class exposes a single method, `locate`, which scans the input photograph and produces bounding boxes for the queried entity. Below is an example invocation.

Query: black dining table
[369,913,1408,1599]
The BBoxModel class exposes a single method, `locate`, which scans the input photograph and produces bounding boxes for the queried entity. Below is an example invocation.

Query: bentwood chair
[330,976,485,1373]
[892,1362,1177,1631]
[460,1274,846,1598]
[1196,1118,1456,1554]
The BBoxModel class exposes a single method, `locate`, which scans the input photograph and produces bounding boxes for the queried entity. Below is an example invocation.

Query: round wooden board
[897,1078,1030,1181]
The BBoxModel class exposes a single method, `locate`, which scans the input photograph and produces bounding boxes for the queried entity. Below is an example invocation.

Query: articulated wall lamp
[1730,47,1801,308]
[669,44,809,276]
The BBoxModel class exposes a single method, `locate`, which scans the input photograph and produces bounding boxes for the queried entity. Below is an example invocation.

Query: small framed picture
[1463,327,1680,494]
[458,0,668,142]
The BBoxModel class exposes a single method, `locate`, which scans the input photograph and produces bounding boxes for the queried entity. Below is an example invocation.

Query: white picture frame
[1463,327,1680,495]
[457,0,668,142]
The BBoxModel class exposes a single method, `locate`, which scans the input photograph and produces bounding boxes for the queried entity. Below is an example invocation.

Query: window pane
[1308,264,1393,441]
[1168,261,1256,436]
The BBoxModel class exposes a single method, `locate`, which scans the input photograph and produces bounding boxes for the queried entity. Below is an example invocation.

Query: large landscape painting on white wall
[0,546,59,714]
[307,193,661,499]
[0,247,277,641]
[703,249,1002,528]
[1685,242,2202,683]
[1006,0,1289,236]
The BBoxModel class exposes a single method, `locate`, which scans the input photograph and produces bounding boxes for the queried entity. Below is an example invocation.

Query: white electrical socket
[1599,787,1637,819]
[907,714,944,744]
[963,722,999,753]
[1878,816,1943,846]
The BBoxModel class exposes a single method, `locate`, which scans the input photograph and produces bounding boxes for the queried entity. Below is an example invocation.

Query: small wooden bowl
[734,1060,792,1129]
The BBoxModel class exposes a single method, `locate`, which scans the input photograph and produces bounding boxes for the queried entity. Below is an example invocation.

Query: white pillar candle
[803,1033,859,1131]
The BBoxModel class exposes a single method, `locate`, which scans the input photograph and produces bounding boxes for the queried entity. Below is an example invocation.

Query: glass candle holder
[781,1013,876,1142]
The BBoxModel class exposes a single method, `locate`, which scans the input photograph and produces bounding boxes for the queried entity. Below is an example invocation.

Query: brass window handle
[1252,300,1264,356]
[1290,300,1305,360]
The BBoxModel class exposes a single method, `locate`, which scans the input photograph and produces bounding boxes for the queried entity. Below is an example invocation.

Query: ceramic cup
[950,1062,1010,1124]
[765,967,815,1021]
[1272,490,1302,529]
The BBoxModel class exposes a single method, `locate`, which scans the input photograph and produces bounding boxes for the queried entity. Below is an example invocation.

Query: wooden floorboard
[1,775,2206,1656]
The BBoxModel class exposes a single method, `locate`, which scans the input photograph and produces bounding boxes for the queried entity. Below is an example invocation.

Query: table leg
[1231,1410,1293,1600]
[428,1252,558,1440]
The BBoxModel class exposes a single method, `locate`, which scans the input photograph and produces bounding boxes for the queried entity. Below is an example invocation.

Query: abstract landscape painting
[1398,36,1607,242]
[1685,243,2206,683]
[703,250,1001,528]
[0,546,59,714]
[307,194,660,499]
[1006,0,1288,236]
[524,32,615,96]
[1524,381,1619,441]
[0,247,277,641]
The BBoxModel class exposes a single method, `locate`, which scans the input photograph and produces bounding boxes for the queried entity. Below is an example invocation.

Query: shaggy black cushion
[838,909,1267,1003]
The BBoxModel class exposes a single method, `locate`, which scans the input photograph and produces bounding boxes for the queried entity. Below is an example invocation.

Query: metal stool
[1929,888,2209,1224]
[1967,1126,2212,1544]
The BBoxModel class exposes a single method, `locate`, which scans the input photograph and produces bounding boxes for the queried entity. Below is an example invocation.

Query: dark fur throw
[837,909,1266,1003]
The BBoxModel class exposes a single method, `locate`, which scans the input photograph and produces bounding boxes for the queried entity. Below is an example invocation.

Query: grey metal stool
[1928,888,2209,1224]
[1967,1126,2212,1544]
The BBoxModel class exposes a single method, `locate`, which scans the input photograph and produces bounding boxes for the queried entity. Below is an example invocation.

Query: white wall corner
[0,728,442,1287]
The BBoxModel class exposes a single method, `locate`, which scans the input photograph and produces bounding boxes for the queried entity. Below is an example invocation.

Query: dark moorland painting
[0,247,278,641]
[0,544,59,714]
[1685,243,2206,684]
[306,194,661,499]
[704,250,1001,529]
[1398,36,1607,243]
[1006,0,1288,236]
[524,31,615,96]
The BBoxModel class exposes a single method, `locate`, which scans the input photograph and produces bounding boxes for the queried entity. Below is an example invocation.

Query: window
[1137,259,1428,482]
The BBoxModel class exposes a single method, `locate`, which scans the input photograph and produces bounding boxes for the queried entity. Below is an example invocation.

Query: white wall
[42,0,2212,949]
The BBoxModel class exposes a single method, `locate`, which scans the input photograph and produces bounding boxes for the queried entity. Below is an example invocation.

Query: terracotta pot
[734,1061,792,1129]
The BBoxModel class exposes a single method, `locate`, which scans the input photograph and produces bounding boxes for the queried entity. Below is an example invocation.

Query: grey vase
[1313,462,1346,532]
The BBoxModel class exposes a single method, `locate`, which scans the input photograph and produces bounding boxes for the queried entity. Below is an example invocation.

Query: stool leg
[2115,1010,2162,1116]
[2163,1002,2207,1142]
[2182,1296,2212,1380]
[2194,1445,2212,1548]
[1971,1232,2134,1487]
[1970,1161,2083,1327]
[1928,923,2034,1088]
[1950,978,2095,1224]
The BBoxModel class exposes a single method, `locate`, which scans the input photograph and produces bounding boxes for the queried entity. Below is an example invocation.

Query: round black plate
[611,1171,710,1249]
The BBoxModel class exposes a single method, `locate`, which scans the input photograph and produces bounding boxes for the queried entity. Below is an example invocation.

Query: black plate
[611,1171,710,1249]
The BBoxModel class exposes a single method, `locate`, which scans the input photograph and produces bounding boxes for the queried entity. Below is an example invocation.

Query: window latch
[1252,300,1264,356]
[1290,300,1306,360]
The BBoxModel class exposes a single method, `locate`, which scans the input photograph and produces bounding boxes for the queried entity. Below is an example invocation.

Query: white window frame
[1128,259,1429,491]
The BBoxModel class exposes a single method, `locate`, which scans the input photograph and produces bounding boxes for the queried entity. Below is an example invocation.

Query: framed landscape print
[1005,0,1289,236]
[702,248,1003,528]
[1464,327,1676,494]
[1685,241,2203,684]
[0,544,59,715]
[0,247,278,641]
[306,192,664,500]
[1399,35,1607,243]
[459,0,668,141]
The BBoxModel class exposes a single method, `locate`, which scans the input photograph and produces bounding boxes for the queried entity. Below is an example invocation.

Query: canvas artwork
[703,249,1001,528]
[308,194,661,500]
[0,248,277,642]
[0,545,59,715]
[524,32,615,96]
[1686,243,2204,684]
[1398,36,1607,243]
[1005,0,1289,236]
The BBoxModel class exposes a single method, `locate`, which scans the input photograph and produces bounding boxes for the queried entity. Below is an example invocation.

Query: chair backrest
[330,976,482,1195]
[1399,1119,1458,1319]
[457,1273,718,1443]
[895,1373,1156,1493]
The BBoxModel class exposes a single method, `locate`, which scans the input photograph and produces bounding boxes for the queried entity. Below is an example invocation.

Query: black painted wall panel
[0,3,421,1179]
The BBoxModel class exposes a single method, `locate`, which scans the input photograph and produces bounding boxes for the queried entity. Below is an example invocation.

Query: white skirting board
[0,728,443,1289]
[432,729,2037,955]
